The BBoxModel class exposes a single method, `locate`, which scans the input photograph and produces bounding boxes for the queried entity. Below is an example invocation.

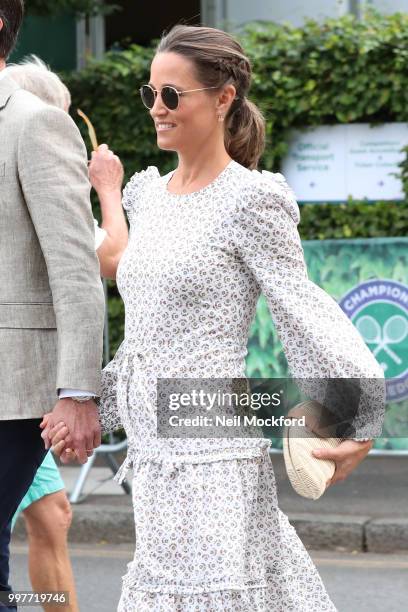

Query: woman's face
[148,52,228,155]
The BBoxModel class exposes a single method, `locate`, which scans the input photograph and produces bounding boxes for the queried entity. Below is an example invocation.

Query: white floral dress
[99,159,384,611]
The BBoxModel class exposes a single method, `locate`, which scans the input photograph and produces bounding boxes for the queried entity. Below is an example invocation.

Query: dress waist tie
[113,347,156,485]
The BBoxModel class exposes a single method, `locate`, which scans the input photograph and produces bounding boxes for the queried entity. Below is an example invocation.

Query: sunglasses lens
[140,85,155,109]
[162,87,179,110]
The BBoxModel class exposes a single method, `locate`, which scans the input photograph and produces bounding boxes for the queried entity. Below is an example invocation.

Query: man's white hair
[6,54,71,111]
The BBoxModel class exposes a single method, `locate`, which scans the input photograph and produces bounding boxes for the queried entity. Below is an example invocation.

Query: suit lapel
[0,74,20,110]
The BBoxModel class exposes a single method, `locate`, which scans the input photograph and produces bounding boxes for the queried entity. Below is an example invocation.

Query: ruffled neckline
[161,159,237,198]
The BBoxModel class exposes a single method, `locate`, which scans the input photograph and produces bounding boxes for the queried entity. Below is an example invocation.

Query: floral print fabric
[98,159,384,610]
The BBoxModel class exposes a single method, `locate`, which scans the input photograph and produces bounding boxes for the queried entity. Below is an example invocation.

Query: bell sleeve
[229,170,385,440]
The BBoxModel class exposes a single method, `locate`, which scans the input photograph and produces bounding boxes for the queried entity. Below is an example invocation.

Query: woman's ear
[216,83,237,115]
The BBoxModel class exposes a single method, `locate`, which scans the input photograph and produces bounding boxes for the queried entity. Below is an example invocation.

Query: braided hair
[156,25,265,170]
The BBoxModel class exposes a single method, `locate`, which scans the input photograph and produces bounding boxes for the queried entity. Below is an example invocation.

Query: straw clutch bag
[283,400,343,500]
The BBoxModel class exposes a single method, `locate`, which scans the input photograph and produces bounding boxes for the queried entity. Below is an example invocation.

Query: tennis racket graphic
[356,314,408,371]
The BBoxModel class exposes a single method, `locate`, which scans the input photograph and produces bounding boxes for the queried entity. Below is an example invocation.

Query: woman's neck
[171,145,232,192]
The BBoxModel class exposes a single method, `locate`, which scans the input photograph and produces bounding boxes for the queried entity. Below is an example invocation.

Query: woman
[47,25,384,611]
[7,55,126,612]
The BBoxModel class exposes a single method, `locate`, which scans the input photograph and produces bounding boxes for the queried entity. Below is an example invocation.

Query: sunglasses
[139,84,219,111]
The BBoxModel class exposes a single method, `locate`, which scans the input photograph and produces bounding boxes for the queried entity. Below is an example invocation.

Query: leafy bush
[299,200,408,240]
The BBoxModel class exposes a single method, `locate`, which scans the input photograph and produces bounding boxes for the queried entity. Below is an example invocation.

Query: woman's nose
[150,91,167,116]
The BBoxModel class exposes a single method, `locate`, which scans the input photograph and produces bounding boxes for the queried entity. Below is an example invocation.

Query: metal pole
[336,0,350,16]
[89,6,106,61]
[76,18,87,70]
[349,0,367,18]
[201,0,217,26]
[221,0,228,23]
[201,0,227,28]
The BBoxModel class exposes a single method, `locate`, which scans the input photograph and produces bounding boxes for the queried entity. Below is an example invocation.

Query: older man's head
[6,55,72,111]
[0,0,24,62]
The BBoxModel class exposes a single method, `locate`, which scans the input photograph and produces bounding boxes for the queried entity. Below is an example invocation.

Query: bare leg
[23,491,79,612]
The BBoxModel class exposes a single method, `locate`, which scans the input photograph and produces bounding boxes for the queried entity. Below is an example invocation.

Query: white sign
[281,123,408,202]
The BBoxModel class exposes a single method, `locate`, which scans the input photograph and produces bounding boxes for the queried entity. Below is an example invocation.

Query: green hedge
[65,11,408,357]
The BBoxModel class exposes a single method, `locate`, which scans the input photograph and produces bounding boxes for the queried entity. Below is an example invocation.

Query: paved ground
[10,543,408,612]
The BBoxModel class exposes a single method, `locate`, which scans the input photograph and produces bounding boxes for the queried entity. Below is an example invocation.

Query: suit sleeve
[229,172,385,440]
[17,105,105,396]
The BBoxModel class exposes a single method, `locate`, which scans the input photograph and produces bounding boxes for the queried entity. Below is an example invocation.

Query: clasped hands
[40,397,101,464]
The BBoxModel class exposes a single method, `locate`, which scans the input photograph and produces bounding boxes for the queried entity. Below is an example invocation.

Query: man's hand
[41,398,101,464]
[40,416,93,464]
[312,439,373,488]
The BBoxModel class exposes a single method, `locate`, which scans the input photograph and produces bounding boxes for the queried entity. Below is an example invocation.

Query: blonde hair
[6,55,71,111]
[156,25,265,170]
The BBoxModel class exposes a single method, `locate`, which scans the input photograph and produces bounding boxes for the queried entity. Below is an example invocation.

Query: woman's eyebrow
[148,81,184,90]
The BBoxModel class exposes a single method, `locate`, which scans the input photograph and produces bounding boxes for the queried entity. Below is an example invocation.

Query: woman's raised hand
[88,144,124,196]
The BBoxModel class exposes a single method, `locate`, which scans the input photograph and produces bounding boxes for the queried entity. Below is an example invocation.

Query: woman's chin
[156,137,177,152]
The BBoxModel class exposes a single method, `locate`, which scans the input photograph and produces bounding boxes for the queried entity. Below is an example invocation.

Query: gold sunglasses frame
[139,84,219,110]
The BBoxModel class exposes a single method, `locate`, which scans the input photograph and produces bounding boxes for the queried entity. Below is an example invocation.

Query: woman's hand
[312,439,373,488]
[88,144,124,196]
[41,419,94,464]
[40,412,51,432]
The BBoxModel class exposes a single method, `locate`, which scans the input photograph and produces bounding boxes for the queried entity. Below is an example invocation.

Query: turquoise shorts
[12,451,65,530]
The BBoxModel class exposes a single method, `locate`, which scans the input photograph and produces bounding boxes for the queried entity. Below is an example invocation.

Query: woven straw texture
[283,401,342,500]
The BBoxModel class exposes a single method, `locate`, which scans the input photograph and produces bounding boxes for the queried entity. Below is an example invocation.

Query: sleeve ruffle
[122,166,161,221]
[248,168,300,224]
[97,342,128,434]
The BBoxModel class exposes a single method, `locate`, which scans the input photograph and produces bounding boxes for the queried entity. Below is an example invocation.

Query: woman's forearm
[96,189,129,279]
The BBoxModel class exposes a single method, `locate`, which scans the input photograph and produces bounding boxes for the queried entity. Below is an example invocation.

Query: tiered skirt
[117,448,337,611]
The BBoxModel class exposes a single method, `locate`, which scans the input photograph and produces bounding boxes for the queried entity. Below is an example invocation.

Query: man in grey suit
[0,1,105,605]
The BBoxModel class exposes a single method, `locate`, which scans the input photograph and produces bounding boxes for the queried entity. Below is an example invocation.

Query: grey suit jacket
[0,75,105,419]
